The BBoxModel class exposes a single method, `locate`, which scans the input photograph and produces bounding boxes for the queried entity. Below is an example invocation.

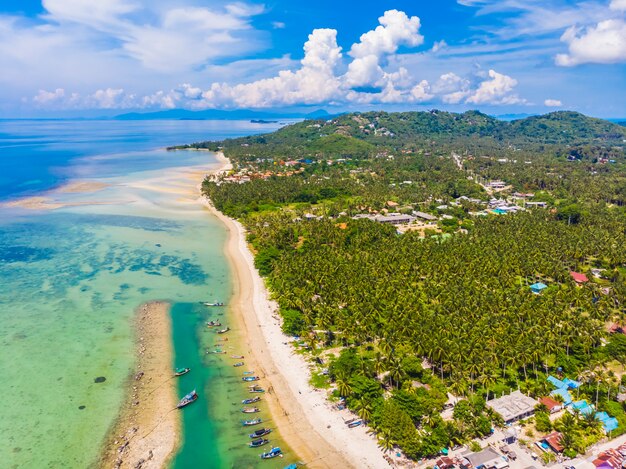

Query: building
[542,431,564,453]
[550,387,573,405]
[525,201,548,208]
[570,271,589,284]
[413,211,438,221]
[530,282,548,294]
[463,447,508,469]
[486,390,539,424]
[374,214,414,225]
[539,396,562,413]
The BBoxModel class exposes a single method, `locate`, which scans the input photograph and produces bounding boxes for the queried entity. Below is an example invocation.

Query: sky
[0,0,625,117]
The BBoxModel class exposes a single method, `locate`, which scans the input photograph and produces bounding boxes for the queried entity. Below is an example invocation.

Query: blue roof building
[572,400,594,416]
[530,282,548,294]
[548,375,568,389]
[550,388,573,405]
[595,412,619,433]
[563,378,581,389]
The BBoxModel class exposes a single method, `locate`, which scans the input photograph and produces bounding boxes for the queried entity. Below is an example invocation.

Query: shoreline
[201,154,388,468]
[98,301,180,469]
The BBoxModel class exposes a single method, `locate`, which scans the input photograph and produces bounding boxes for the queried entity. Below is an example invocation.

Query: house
[464,447,508,469]
[525,201,548,208]
[595,411,619,433]
[413,211,438,221]
[486,390,539,424]
[571,400,594,416]
[374,214,414,225]
[593,448,624,469]
[547,375,567,389]
[530,282,548,294]
[570,271,589,284]
[539,396,563,413]
[542,431,564,453]
[386,200,399,208]
[436,456,456,469]
[550,388,573,406]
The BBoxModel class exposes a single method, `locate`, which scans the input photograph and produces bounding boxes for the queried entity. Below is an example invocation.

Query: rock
[94,376,106,383]
[134,372,144,381]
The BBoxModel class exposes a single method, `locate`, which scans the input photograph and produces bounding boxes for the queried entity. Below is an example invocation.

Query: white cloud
[611,0,626,12]
[272,21,286,29]
[433,73,471,104]
[431,40,447,53]
[411,80,434,102]
[544,98,562,106]
[555,19,626,66]
[466,69,525,105]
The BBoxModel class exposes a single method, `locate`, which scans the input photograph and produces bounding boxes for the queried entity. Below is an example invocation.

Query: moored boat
[242,418,262,426]
[231,354,244,359]
[260,447,282,459]
[243,370,255,375]
[203,302,225,307]
[177,390,198,409]
[242,396,261,404]
[174,367,190,377]
[249,428,272,438]
[249,385,265,393]
[242,376,260,382]
[217,327,230,334]
[242,406,260,413]
[206,320,222,327]
[347,419,362,428]
[233,362,244,367]
[249,438,270,448]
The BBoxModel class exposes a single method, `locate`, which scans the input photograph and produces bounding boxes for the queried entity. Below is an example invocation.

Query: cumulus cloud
[611,0,626,12]
[27,8,528,110]
[544,98,563,107]
[466,69,525,105]
[555,19,626,66]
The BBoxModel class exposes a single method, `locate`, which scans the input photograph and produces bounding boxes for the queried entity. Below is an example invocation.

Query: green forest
[191,111,626,460]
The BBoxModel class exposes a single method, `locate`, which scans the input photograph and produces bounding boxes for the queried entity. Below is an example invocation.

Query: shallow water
[0,120,296,468]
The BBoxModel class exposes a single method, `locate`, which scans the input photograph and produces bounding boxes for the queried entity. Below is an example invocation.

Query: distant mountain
[114,108,330,121]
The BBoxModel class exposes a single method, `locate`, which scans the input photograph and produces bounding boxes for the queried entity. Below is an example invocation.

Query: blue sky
[0,0,625,117]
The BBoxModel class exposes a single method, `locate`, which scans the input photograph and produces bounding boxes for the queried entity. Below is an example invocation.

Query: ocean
[0,119,296,468]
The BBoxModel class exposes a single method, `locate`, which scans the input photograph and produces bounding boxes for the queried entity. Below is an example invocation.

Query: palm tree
[378,429,395,453]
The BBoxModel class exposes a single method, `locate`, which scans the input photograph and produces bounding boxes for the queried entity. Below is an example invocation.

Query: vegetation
[191,110,626,460]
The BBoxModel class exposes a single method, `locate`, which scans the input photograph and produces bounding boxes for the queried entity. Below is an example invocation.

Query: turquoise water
[0,120,295,468]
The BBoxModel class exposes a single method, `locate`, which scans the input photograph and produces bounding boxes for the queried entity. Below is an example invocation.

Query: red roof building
[539,396,562,413]
[543,432,564,453]
[570,271,589,283]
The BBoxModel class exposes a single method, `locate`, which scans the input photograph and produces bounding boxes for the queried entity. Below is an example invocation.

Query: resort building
[374,214,415,225]
[530,282,548,294]
[539,396,563,413]
[486,390,539,424]
[413,211,438,221]
[462,447,508,469]
[571,271,589,284]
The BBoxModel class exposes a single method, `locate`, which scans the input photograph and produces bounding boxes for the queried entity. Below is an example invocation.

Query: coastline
[98,301,180,469]
[201,153,388,468]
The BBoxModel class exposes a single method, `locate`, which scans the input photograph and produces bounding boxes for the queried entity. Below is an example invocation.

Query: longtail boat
[233,362,244,367]
[242,418,262,426]
[217,327,230,334]
[231,355,244,359]
[249,385,265,393]
[243,371,255,375]
[249,438,270,448]
[260,447,282,459]
[242,396,261,405]
[242,376,260,382]
[206,320,222,327]
[348,420,362,428]
[174,367,190,377]
[177,390,198,409]
[203,302,225,307]
[249,428,272,438]
[241,406,260,413]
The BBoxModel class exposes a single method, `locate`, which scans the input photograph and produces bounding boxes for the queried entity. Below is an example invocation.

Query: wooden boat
[233,362,244,367]
[348,420,362,428]
[231,354,244,359]
[241,406,260,413]
[260,447,282,459]
[242,396,261,405]
[206,320,222,327]
[177,390,198,409]
[217,327,230,334]
[242,418,262,426]
[249,385,265,393]
[243,371,255,375]
[211,349,226,354]
[242,376,260,382]
[203,302,225,307]
[249,438,270,448]
[249,428,272,438]
[174,367,190,377]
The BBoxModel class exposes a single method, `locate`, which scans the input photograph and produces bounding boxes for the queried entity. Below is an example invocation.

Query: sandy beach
[98,302,180,469]
[201,153,388,468]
